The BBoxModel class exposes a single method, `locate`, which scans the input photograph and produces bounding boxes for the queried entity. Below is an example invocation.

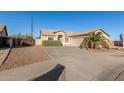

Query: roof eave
[99,29,110,37]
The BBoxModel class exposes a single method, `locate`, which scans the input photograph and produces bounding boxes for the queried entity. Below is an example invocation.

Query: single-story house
[0,24,35,48]
[36,28,110,46]
[0,24,12,48]
[0,24,8,36]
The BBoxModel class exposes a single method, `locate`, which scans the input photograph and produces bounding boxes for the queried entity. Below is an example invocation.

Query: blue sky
[0,11,124,40]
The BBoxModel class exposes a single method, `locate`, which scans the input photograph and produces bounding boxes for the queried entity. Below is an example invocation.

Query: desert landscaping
[0,46,49,72]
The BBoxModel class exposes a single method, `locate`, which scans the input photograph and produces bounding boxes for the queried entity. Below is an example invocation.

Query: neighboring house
[0,24,8,37]
[0,24,10,48]
[37,28,110,46]
[114,40,123,46]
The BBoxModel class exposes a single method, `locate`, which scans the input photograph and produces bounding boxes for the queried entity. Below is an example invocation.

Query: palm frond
[80,31,110,49]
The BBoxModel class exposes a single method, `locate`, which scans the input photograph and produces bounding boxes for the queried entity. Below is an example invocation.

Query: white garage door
[71,37,83,46]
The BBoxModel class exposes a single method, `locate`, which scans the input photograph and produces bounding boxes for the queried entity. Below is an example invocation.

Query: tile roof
[41,28,58,35]
[66,32,78,36]
[71,28,110,37]
[41,28,110,37]
[41,28,78,36]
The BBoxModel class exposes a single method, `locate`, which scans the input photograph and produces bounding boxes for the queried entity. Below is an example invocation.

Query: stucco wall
[41,36,48,41]
[41,35,56,40]
[0,28,7,37]
[35,39,42,46]
[54,31,66,44]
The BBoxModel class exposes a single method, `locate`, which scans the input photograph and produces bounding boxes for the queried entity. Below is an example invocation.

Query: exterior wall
[39,31,72,46]
[35,35,56,46]
[0,28,7,37]
[35,39,42,46]
[63,37,71,46]
[54,31,66,45]
[41,35,56,41]
[0,37,10,48]
[0,27,9,48]
[0,32,3,36]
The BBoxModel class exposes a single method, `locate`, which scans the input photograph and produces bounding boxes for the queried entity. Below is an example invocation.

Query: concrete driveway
[44,47,124,81]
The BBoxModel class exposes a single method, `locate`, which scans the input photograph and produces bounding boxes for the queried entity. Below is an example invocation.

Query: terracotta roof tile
[41,28,109,37]
[69,28,110,37]
[41,28,58,35]
[66,32,78,36]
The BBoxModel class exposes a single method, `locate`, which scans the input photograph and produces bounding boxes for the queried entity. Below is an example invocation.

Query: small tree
[80,32,110,49]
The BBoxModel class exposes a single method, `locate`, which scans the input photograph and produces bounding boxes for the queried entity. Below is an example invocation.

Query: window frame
[48,36,54,40]
[65,37,69,43]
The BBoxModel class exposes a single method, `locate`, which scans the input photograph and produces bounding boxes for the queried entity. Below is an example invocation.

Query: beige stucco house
[35,28,110,46]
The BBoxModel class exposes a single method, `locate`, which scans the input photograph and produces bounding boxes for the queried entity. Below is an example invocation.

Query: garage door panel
[71,37,83,46]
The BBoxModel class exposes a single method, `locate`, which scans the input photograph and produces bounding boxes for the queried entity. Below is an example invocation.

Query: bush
[42,40,62,46]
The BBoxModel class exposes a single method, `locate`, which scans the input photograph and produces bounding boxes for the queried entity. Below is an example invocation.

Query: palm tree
[79,32,110,49]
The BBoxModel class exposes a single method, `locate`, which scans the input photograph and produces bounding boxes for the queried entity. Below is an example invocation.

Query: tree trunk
[93,43,96,50]
[91,42,93,49]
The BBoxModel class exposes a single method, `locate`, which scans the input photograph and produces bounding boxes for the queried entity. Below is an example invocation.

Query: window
[48,36,54,40]
[65,37,69,43]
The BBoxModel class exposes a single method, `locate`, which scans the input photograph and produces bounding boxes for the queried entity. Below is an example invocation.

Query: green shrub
[42,40,62,46]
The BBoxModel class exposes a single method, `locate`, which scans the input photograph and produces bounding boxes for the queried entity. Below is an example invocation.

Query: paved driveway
[44,47,124,81]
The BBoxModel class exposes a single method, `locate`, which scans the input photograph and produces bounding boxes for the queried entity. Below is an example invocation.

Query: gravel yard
[0,46,49,71]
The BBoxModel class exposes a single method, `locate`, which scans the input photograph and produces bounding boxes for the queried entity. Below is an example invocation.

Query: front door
[58,35,63,45]
[58,35,63,41]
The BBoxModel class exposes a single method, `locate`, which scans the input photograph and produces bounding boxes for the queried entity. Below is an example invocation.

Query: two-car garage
[70,36,84,46]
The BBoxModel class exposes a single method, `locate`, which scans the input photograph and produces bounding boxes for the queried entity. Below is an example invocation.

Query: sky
[0,11,124,40]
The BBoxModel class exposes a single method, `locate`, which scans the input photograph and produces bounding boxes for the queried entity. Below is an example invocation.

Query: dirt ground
[0,46,49,71]
[0,49,10,65]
